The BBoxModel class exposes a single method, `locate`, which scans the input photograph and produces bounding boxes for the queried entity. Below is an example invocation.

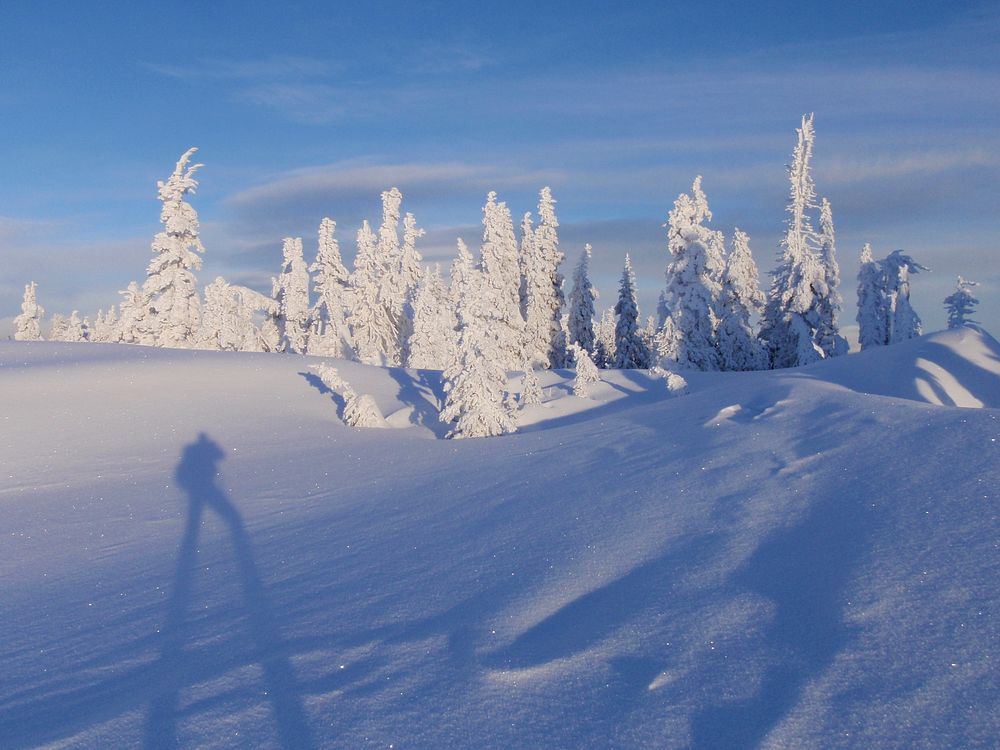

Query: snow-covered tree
[519,360,543,406]
[308,217,352,358]
[395,212,426,363]
[594,308,616,368]
[101,306,118,343]
[48,314,69,342]
[568,342,600,397]
[613,254,650,369]
[944,276,980,329]
[521,188,566,368]
[64,311,87,342]
[273,237,311,353]
[856,243,888,350]
[13,282,44,341]
[760,114,828,368]
[479,192,526,371]
[567,244,598,356]
[372,187,407,365]
[344,392,386,428]
[144,147,205,348]
[198,277,240,351]
[440,254,517,439]
[814,198,848,358]
[407,265,456,370]
[717,229,769,371]
[659,177,726,371]
[884,250,928,343]
[651,365,689,396]
[348,220,397,364]
[117,282,155,345]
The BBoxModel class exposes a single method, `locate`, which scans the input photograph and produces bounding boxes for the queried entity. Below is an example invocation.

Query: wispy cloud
[145,55,338,82]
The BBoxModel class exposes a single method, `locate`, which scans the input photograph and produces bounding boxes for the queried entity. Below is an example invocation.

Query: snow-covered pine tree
[92,311,109,343]
[374,187,406,365]
[198,277,241,351]
[64,311,87,342]
[760,114,827,368]
[814,198,848,357]
[856,243,888,350]
[273,237,311,354]
[227,285,277,352]
[308,217,353,358]
[102,306,118,343]
[593,307,616,368]
[440,251,517,439]
[48,314,69,342]
[717,228,769,371]
[521,188,566,368]
[407,265,456,370]
[348,220,397,364]
[944,276,980,329]
[568,342,600,397]
[13,282,44,341]
[660,177,725,370]
[144,148,205,348]
[613,254,650,368]
[883,250,928,343]
[479,192,527,371]
[396,212,426,364]
[567,244,598,356]
[344,392,386,428]
[117,282,155,345]
[519,359,543,407]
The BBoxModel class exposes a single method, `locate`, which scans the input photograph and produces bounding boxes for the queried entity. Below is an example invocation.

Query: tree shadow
[387,368,450,438]
[688,494,875,750]
[299,371,346,418]
[144,433,315,750]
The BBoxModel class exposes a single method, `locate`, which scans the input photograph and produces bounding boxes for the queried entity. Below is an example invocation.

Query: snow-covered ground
[1,328,998,749]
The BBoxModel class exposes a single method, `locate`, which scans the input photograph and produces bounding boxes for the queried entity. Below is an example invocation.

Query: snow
[1,327,999,748]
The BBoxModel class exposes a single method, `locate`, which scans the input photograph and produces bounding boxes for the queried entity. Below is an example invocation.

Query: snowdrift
[1,329,998,748]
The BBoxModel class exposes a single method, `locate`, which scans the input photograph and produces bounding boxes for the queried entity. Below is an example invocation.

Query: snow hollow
[1,327,999,748]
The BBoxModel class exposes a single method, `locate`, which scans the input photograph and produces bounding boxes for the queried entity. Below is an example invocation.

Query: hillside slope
[1,328,998,749]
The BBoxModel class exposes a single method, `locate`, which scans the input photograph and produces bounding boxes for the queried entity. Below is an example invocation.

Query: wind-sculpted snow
[0,330,998,748]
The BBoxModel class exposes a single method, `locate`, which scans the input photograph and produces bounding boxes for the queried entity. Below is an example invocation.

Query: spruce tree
[65,311,87,342]
[440,253,517,439]
[567,244,598,356]
[944,277,980,329]
[479,192,526,371]
[309,217,352,358]
[522,187,566,368]
[396,212,426,363]
[717,229,769,371]
[13,282,44,341]
[815,198,848,357]
[613,254,650,368]
[275,237,311,354]
[568,342,600,397]
[660,177,725,370]
[407,265,455,370]
[760,115,827,368]
[48,314,69,342]
[856,243,888,350]
[349,220,397,364]
[883,250,928,343]
[593,308,616,368]
[117,281,155,345]
[144,148,205,348]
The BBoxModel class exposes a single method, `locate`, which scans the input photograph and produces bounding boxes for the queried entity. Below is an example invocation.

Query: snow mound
[1,336,998,749]
[806,326,1000,408]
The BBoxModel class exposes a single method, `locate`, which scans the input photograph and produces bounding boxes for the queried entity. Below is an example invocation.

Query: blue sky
[2,0,999,335]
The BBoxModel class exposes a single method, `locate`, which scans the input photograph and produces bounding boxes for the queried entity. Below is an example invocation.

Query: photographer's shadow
[145,433,313,749]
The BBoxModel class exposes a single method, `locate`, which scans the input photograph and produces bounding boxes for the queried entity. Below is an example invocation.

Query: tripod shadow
[144,433,314,749]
